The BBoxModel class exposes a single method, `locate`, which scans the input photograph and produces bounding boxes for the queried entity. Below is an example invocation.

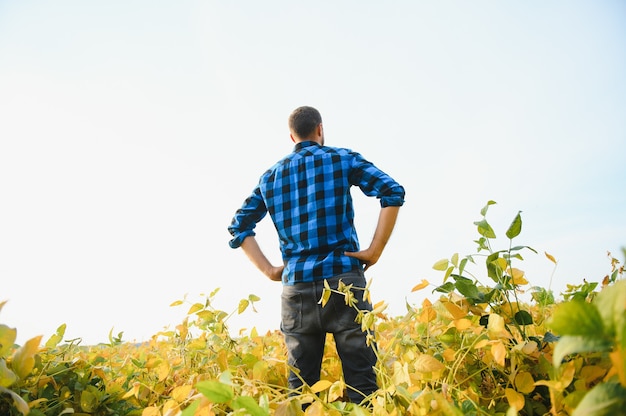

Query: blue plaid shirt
[228,141,405,285]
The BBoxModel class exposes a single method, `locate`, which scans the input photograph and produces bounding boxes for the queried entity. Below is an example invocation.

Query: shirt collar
[294,140,321,151]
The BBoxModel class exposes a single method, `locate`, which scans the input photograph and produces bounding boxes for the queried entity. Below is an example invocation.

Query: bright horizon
[1,1,625,345]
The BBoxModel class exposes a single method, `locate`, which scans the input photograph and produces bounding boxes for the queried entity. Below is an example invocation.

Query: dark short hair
[288,106,322,139]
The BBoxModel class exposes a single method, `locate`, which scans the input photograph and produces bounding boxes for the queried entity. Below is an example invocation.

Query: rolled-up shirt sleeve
[349,151,405,208]
[228,186,268,249]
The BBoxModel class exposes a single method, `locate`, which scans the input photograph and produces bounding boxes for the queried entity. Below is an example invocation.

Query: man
[228,106,405,403]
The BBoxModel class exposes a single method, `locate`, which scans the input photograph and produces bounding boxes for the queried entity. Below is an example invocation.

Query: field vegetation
[1,201,625,415]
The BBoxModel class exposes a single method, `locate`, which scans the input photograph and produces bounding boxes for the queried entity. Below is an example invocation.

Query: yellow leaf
[487,314,506,339]
[11,335,42,379]
[171,385,192,403]
[392,361,410,385]
[162,399,179,415]
[454,318,472,331]
[414,354,445,373]
[505,388,524,411]
[521,341,538,355]
[419,308,437,323]
[609,349,626,386]
[328,380,344,402]
[176,319,188,340]
[187,303,204,315]
[534,380,559,389]
[494,257,508,271]
[238,299,249,314]
[169,300,183,307]
[318,287,331,307]
[304,402,326,415]
[311,379,333,393]
[491,341,507,367]
[514,371,535,394]
[442,348,456,362]
[411,279,429,292]
[545,251,557,264]
[511,268,528,285]
[580,365,606,385]
[28,398,48,409]
[123,383,140,399]
[474,339,489,349]
[433,258,449,271]
[141,406,161,416]
[372,301,388,315]
[253,360,269,382]
[559,360,576,389]
[0,359,17,387]
[216,349,229,372]
[443,302,467,320]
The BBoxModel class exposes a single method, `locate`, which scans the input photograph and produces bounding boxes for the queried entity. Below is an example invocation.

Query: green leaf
[514,310,533,326]
[233,396,269,416]
[434,282,455,294]
[480,200,497,217]
[511,245,537,254]
[506,211,522,239]
[181,400,201,416]
[475,237,489,251]
[454,277,484,303]
[474,219,496,238]
[549,300,605,338]
[486,252,502,282]
[594,279,626,340]
[459,257,469,276]
[81,389,98,413]
[195,380,234,404]
[531,287,555,306]
[552,335,612,368]
[248,294,261,302]
[572,382,626,416]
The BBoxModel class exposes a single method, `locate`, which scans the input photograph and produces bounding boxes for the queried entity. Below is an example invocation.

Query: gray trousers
[280,270,378,403]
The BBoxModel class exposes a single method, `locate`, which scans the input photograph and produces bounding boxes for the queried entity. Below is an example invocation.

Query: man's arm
[344,206,400,271]
[240,236,284,281]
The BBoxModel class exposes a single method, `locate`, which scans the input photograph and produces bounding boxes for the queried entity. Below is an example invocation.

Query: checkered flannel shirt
[228,141,405,285]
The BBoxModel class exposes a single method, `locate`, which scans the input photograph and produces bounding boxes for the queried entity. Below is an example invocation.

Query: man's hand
[267,265,285,282]
[344,248,380,271]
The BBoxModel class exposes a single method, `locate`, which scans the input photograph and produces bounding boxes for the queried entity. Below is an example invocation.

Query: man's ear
[290,133,296,143]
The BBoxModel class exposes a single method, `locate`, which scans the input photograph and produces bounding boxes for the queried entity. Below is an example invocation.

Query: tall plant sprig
[434,201,538,342]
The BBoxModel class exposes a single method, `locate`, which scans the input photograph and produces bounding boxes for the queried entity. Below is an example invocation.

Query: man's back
[260,141,361,283]
[229,139,404,284]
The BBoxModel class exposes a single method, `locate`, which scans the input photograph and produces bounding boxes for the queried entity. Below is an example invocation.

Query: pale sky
[1,1,625,345]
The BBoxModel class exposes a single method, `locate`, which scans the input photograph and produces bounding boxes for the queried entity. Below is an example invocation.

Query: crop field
[1,202,624,415]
